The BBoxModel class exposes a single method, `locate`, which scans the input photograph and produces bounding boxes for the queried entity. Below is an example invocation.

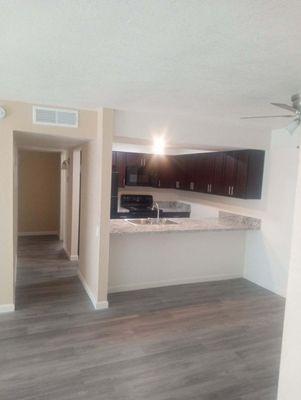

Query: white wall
[114,114,300,297]
[277,142,301,399]
[244,130,299,296]
[169,129,299,297]
[115,110,271,150]
[109,230,245,293]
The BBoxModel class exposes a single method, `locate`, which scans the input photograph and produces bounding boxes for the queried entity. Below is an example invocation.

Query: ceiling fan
[241,94,301,134]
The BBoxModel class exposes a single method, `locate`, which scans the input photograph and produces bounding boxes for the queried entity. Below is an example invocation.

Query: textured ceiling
[1,0,301,119]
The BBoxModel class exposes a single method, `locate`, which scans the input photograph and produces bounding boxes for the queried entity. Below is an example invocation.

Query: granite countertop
[110,211,261,235]
[155,201,191,212]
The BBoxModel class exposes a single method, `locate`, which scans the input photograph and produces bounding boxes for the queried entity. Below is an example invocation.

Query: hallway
[0,236,285,400]
[16,236,90,312]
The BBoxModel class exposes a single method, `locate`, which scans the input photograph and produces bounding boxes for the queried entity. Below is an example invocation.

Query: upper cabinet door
[174,155,187,190]
[223,151,239,196]
[236,150,265,199]
[184,154,198,191]
[155,155,177,188]
[203,153,216,194]
[126,152,142,167]
[195,152,218,194]
[212,152,225,195]
[112,151,117,172]
[116,152,126,187]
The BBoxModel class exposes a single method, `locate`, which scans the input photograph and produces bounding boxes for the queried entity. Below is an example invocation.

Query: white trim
[63,244,78,261]
[18,231,59,237]
[94,301,109,310]
[108,273,242,293]
[78,270,109,310]
[0,304,15,313]
[60,151,67,241]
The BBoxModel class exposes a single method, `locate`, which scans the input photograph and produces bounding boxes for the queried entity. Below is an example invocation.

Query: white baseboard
[0,304,15,313]
[63,244,79,261]
[108,273,242,293]
[78,270,109,310]
[94,300,109,310]
[18,231,59,237]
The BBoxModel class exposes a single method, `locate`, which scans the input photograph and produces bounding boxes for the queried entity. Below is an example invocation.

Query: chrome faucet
[153,201,160,223]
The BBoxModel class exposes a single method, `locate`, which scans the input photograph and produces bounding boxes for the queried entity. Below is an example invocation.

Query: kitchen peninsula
[108,211,261,293]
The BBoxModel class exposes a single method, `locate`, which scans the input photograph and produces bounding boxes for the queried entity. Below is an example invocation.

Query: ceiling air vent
[33,106,79,128]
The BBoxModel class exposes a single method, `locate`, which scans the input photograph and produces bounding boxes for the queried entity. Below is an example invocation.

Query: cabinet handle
[228,186,231,195]
[209,184,212,193]
[231,186,234,195]
[207,184,209,192]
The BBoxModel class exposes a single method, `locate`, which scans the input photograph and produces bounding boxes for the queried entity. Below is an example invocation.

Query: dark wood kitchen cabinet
[126,152,150,168]
[174,155,187,190]
[112,151,126,187]
[154,155,177,188]
[184,154,198,191]
[234,150,265,199]
[207,150,264,199]
[111,149,265,199]
[194,152,223,195]
[222,151,239,196]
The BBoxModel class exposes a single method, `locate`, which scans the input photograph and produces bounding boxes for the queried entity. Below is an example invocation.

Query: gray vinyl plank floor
[0,236,285,400]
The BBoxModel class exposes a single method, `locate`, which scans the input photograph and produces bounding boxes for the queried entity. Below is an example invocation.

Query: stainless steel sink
[126,218,178,226]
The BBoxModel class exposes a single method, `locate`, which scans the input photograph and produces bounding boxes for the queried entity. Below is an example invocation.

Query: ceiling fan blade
[271,102,296,112]
[240,115,294,119]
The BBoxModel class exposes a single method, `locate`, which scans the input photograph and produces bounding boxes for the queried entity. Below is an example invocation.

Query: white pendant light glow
[153,136,166,155]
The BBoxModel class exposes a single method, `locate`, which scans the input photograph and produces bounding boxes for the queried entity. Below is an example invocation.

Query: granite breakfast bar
[108,212,261,293]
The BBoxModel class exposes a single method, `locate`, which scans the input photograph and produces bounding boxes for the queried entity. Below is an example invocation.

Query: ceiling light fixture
[153,136,166,155]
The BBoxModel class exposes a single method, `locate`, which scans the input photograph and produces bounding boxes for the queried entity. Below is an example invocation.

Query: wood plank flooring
[0,235,285,400]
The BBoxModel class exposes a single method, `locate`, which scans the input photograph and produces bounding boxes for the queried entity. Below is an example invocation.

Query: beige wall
[78,108,113,308]
[0,100,98,309]
[18,150,61,234]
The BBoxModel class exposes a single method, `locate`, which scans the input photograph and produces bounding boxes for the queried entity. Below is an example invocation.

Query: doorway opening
[14,132,84,310]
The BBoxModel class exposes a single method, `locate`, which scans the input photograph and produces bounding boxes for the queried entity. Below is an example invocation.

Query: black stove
[120,194,157,218]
